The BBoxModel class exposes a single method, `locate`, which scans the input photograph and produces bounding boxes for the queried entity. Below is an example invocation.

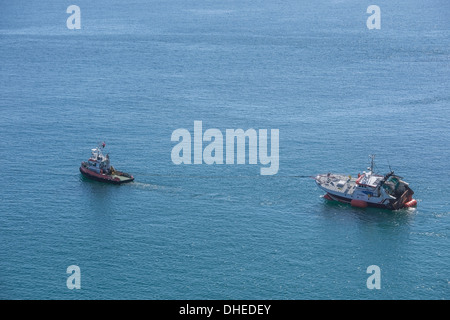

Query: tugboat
[80,143,134,184]
[315,155,417,210]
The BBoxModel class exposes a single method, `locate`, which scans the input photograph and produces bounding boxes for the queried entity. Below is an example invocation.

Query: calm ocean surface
[0,0,449,299]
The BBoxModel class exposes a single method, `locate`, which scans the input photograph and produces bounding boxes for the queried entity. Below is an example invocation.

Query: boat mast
[368,154,375,173]
[95,141,106,158]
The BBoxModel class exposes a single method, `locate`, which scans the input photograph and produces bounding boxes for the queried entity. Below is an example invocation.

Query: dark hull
[80,165,134,184]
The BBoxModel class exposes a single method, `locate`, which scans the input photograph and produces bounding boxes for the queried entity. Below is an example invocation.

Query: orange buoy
[351,199,368,208]
[404,199,417,208]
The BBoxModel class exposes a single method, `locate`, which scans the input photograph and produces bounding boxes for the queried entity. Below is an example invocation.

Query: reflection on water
[79,174,120,212]
[319,198,416,227]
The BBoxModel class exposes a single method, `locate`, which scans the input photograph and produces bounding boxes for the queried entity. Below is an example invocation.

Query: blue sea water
[0,0,449,299]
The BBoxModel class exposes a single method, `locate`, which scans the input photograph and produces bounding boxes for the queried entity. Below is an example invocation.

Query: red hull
[79,165,134,184]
